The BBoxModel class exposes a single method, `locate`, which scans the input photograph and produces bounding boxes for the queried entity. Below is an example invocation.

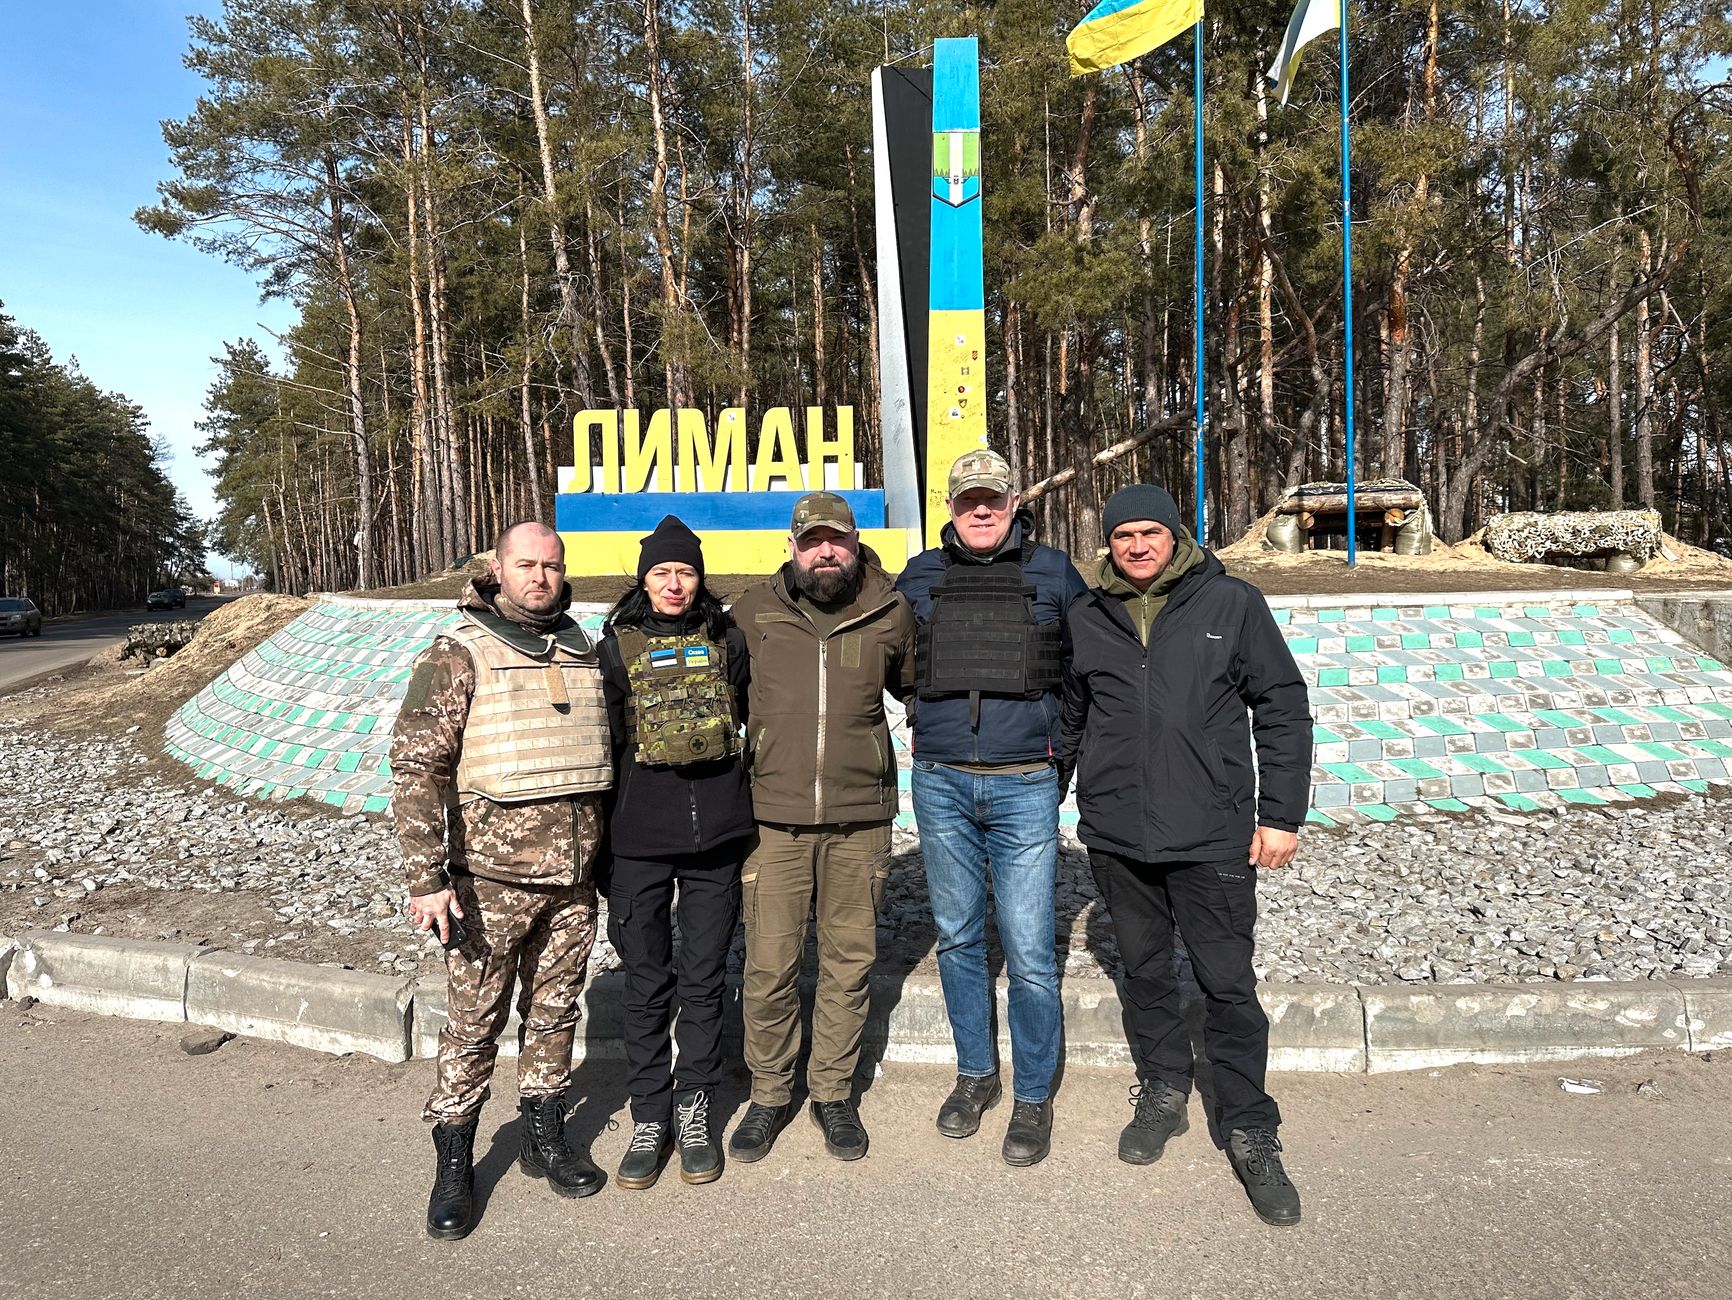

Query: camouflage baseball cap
[947,448,1013,500]
[789,490,858,539]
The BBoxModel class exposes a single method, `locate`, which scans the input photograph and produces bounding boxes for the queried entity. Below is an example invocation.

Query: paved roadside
[0,598,223,692]
[3,1008,1729,1299]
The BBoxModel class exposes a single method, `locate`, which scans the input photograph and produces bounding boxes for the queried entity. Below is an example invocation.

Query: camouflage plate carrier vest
[448,610,612,803]
[615,626,740,768]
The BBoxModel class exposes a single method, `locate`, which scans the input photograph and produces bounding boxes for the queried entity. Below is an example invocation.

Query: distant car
[0,597,42,637]
[146,587,187,611]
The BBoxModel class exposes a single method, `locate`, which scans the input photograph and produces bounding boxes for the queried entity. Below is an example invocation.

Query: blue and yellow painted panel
[923,37,989,547]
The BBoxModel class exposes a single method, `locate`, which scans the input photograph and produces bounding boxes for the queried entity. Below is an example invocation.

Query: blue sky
[0,2,294,575]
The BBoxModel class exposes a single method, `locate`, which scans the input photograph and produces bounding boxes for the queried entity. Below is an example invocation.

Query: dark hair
[605,581,729,643]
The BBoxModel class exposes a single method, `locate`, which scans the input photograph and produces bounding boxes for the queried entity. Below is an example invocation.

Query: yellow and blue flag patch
[1066,0,1203,76]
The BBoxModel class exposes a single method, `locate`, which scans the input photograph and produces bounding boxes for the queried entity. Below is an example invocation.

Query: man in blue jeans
[896,450,1087,1166]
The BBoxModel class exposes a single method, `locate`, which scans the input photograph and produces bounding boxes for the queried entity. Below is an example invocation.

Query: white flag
[1266,0,1341,107]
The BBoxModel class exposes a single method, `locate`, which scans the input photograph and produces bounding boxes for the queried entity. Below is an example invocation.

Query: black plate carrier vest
[915,535,1063,722]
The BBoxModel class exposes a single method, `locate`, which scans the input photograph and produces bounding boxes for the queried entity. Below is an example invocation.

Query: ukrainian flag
[1066,0,1203,76]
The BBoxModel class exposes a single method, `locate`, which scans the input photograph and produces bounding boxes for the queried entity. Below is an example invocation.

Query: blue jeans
[910,760,1062,1102]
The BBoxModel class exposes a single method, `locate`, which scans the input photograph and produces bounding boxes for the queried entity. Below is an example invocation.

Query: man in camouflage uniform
[392,521,612,1240]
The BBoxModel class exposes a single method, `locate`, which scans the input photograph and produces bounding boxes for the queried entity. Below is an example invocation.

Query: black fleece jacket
[1059,550,1313,863]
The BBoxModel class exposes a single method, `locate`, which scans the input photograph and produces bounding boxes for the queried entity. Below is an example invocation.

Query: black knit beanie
[1102,484,1184,539]
[637,514,705,580]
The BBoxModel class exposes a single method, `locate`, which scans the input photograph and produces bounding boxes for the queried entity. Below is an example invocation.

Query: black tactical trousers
[606,843,746,1124]
[1087,849,1280,1134]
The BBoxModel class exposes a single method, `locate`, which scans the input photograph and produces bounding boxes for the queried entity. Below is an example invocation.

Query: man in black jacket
[1059,483,1312,1228]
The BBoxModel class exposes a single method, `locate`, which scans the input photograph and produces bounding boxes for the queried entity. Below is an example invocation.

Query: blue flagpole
[1339,0,1357,566]
[1193,19,1206,543]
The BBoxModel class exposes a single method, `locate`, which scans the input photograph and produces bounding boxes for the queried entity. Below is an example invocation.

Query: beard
[793,550,861,604]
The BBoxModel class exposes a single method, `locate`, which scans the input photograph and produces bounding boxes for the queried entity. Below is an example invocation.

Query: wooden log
[1275,489,1424,515]
[1384,508,1407,526]
[1298,511,1316,531]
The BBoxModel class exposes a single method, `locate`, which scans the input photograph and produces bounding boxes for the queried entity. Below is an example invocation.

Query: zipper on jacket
[815,638,829,820]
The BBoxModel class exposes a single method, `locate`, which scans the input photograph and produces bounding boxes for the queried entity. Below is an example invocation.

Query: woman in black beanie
[597,515,754,1189]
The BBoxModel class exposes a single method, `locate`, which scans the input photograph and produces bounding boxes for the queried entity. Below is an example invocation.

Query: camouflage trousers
[422,873,599,1123]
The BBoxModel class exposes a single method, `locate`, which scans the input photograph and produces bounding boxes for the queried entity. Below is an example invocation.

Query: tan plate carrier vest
[448,613,611,804]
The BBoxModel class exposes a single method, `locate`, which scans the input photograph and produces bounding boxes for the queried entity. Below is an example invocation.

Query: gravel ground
[5,711,1732,986]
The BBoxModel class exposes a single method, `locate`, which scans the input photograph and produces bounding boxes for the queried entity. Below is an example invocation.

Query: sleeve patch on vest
[841,634,861,669]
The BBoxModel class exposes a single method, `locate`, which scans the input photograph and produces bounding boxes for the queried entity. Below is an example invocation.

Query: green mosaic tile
[1700,657,1726,672]
[1594,659,1622,674]
[1453,632,1484,649]
[1518,750,1572,771]
[1358,803,1399,820]
[1371,608,1398,622]
[1507,631,1535,647]
[1616,784,1658,799]
[1400,634,1430,650]
[1436,664,1465,681]
[1607,629,1637,644]
[1701,703,1732,719]
[1636,742,1686,761]
[1359,720,1405,739]
[1575,745,1626,765]
[1558,788,1607,805]
[363,795,391,815]
[1481,714,1528,733]
[336,752,362,774]
[1541,661,1572,678]
[1557,630,1586,645]
[1490,661,1518,679]
[1317,609,1345,622]
[1680,779,1710,793]
[1423,605,1450,619]
[1459,754,1510,774]
[1695,739,1732,758]
[1304,809,1334,826]
[1286,637,1317,655]
[1650,706,1694,723]
[1474,606,1500,619]
[1414,716,1468,736]
[1572,604,1600,616]
[1391,758,1446,779]
[1377,665,1408,684]
[1346,635,1375,652]
[1497,793,1542,811]
[1318,668,1350,687]
[1322,762,1379,783]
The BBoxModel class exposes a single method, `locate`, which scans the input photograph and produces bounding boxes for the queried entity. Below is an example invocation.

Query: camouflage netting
[122,622,199,659]
[1275,476,1424,507]
[1482,510,1662,565]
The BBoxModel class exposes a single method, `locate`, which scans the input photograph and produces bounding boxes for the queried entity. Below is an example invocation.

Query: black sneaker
[1001,1099,1053,1167]
[1119,1082,1189,1165]
[936,1072,1002,1139]
[616,1120,674,1190]
[426,1117,478,1240]
[727,1101,794,1164]
[518,1094,604,1198]
[809,1098,869,1160]
[675,1090,723,1185]
[1226,1127,1302,1227]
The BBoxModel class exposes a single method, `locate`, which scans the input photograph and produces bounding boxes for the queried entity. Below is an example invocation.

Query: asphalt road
[3,1007,1729,1300]
[0,597,221,691]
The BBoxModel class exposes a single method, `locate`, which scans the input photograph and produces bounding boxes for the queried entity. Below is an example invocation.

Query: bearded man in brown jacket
[391,521,612,1240]
[725,491,917,1164]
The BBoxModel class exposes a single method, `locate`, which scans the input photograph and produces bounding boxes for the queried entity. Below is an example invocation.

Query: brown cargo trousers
[741,822,892,1106]
[422,873,599,1123]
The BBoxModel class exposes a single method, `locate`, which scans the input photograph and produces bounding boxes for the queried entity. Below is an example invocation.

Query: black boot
[518,1094,604,1198]
[1119,1082,1189,1165]
[809,1098,869,1160]
[728,1101,794,1164]
[616,1120,674,1191]
[1226,1127,1302,1227]
[426,1118,478,1240]
[936,1073,1002,1139]
[675,1090,723,1185]
[1001,1099,1053,1168]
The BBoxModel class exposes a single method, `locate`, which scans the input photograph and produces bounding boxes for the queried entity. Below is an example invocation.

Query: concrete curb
[3,931,1722,1074]
[185,953,415,1063]
[4,932,213,1021]
[1359,982,1690,1073]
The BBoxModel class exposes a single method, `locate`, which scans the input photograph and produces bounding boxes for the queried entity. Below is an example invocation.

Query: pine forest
[135,0,1732,591]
